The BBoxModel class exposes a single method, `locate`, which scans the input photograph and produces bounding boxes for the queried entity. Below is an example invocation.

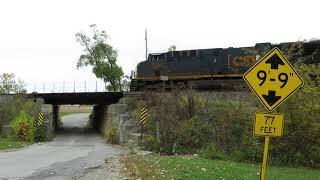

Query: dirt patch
[78,157,125,180]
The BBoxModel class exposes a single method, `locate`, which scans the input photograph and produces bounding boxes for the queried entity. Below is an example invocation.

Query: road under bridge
[31,92,124,137]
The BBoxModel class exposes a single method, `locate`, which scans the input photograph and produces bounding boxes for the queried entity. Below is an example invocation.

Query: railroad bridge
[0,91,137,140]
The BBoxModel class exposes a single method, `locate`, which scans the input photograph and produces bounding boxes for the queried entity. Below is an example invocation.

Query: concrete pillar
[1,125,12,138]
[52,105,59,130]
[41,104,54,140]
[0,95,15,136]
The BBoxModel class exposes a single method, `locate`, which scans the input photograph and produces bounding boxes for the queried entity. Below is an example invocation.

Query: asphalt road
[0,113,123,180]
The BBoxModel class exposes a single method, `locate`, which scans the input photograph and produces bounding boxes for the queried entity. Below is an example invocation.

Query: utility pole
[145,28,148,60]
[43,83,45,93]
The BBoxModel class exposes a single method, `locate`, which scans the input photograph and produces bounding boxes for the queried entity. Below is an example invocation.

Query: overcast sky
[0,0,319,92]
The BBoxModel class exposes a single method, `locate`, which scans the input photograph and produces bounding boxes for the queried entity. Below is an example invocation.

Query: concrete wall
[0,95,15,136]
[91,99,141,145]
[0,96,55,141]
[41,104,54,140]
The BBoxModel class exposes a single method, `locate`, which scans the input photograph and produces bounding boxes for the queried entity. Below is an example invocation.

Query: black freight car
[130,41,320,91]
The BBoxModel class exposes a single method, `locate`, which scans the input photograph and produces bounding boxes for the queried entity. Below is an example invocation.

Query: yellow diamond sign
[243,47,304,111]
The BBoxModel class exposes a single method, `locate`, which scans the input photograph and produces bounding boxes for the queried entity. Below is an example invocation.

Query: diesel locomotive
[130,41,320,91]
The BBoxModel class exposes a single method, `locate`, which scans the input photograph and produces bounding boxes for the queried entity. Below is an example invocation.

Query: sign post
[261,136,269,180]
[243,47,303,180]
[254,112,284,180]
[160,76,169,91]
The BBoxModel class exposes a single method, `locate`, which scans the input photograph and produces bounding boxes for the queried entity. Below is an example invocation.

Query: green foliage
[0,96,29,126]
[143,134,159,151]
[127,139,138,154]
[34,124,47,142]
[200,143,217,159]
[0,73,26,94]
[105,127,118,144]
[0,137,31,150]
[10,111,35,141]
[175,116,213,153]
[76,24,125,91]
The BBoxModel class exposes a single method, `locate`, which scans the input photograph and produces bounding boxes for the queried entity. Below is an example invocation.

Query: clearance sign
[244,47,303,111]
[254,112,284,137]
[243,47,303,180]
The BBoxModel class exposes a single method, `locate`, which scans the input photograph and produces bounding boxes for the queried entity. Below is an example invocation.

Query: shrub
[11,111,35,141]
[143,134,159,151]
[127,139,138,154]
[34,124,47,142]
[175,116,213,153]
[201,143,217,159]
[106,127,118,144]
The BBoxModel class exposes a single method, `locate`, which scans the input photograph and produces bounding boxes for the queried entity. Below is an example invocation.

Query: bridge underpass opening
[29,92,124,136]
[56,105,94,134]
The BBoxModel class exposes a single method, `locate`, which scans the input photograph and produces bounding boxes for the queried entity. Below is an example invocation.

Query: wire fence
[25,80,107,93]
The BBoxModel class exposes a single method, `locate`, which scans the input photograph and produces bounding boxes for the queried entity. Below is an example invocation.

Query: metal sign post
[160,76,169,92]
[261,136,269,180]
[243,48,304,180]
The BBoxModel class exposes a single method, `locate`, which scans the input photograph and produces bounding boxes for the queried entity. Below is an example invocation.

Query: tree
[76,24,124,91]
[168,45,176,52]
[0,73,26,94]
[121,75,131,92]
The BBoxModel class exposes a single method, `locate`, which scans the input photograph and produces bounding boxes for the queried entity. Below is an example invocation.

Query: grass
[0,137,32,150]
[59,112,78,117]
[122,154,320,180]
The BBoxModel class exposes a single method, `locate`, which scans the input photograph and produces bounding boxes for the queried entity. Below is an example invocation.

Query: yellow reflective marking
[141,108,147,114]
[140,114,147,120]
[37,112,44,126]
[139,108,148,125]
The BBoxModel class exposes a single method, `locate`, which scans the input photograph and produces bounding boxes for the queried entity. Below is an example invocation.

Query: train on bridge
[130,41,320,91]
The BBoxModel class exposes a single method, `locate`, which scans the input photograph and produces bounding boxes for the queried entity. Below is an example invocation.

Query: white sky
[0,0,319,92]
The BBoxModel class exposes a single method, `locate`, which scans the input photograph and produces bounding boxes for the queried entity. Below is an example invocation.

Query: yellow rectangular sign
[254,112,284,137]
[140,107,148,125]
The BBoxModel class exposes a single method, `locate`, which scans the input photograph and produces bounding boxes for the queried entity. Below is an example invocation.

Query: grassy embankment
[59,105,93,117]
[122,154,320,180]
[0,137,31,150]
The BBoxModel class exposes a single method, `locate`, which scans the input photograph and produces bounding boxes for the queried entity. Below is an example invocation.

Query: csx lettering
[231,56,256,67]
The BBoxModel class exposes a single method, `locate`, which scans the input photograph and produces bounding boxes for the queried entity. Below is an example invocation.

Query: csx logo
[230,56,257,67]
